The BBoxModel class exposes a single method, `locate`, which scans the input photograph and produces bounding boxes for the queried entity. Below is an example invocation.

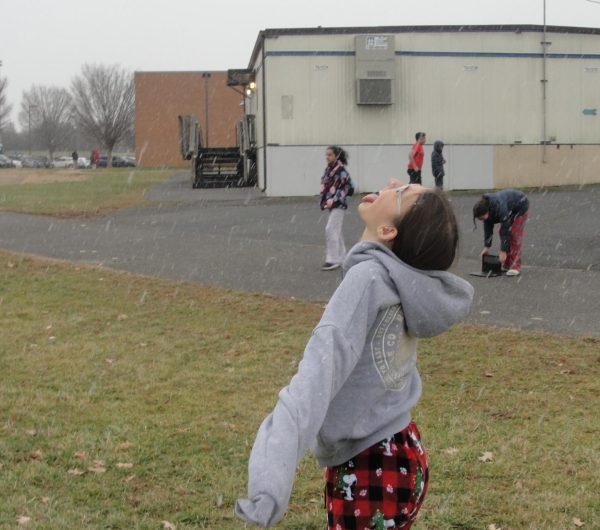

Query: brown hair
[326,145,349,165]
[472,196,490,228]
[391,188,459,271]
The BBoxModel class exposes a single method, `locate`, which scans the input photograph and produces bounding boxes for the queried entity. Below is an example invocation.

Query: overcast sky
[1,0,600,126]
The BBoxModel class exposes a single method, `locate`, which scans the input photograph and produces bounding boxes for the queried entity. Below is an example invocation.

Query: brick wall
[135,71,243,168]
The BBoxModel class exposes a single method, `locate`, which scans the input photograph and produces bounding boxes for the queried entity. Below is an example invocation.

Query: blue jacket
[431,141,445,179]
[483,189,529,251]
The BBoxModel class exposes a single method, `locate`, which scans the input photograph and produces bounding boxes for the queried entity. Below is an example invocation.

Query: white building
[239,25,600,196]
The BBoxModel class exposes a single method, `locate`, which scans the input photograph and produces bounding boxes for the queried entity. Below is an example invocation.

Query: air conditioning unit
[355,35,395,105]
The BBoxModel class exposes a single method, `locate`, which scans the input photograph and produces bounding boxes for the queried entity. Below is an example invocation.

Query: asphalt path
[1,172,599,337]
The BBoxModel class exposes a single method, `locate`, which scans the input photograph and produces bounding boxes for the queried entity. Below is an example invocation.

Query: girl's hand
[499,251,508,266]
[326,199,334,208]
[481,247,490,257]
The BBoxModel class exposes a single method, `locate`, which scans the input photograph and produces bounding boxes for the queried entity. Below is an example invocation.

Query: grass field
[0,168,172,216]
[0,251,598,529]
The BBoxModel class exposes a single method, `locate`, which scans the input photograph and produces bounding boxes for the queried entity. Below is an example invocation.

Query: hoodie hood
[344,241,473,338]
[434,140,444,153]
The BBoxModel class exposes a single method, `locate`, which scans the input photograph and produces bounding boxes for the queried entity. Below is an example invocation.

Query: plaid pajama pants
[500,212,528,272]
[325,421,429,530]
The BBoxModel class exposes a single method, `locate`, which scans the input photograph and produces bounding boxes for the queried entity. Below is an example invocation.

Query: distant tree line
[0,64,134,166]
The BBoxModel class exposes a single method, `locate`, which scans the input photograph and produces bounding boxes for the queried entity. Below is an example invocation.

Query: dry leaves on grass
[30,450,43,459]
[573,518,585,527]
[484,371,495,377]
[67,468,85,476]
[25,429,37,437]
[40,496,50,504]
[117,314,128,321]
[478,451,494,463]
[74,451,87,461]
[16,515,31,526]
[162,521,176,530]
[88,461,106,474]
[488,525,502,530]
[116,462,134,469]
[443,447,459,455]
[115,442,134,450]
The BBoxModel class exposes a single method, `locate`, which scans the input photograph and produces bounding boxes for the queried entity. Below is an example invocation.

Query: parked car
[52,156,74,168]
[21,156,46,168]
[35,156,51,168]
[112,156,136,167]
[77,157,91,169]
[0,154,15,168]
[10,158,23,168]
[96,155,137,168]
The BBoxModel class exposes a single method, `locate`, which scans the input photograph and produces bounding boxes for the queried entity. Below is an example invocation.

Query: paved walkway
[1,172,598,337]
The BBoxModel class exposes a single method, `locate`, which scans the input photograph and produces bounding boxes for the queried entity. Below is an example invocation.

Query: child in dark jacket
[431,140,446,189]
[236,180,474,529]
[473,189,530,276]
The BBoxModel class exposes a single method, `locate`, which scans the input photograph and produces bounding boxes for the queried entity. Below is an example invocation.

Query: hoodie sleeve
[483,218,494,248]
[496,203,512,252]
[235,269,376,527]
[235,326,361,527]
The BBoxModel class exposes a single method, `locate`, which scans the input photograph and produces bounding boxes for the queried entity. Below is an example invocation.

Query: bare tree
[18,85,73,159]
[71,64,134,167]
[0,75,13,135]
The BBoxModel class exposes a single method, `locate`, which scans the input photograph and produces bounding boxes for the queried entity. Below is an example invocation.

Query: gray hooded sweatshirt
[235,241,474,528]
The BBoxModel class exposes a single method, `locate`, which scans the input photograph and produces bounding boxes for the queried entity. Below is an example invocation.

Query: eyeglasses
[374,184,413,216]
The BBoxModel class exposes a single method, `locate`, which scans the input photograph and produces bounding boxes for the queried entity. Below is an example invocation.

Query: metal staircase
[179,114,253,189]
[192,148,243,189]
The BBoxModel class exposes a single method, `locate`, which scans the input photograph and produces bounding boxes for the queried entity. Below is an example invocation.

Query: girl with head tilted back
[237,180,474,529]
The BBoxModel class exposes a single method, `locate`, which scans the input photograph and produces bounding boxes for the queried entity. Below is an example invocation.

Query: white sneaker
[506,269,521,276]
[322,262,341,271]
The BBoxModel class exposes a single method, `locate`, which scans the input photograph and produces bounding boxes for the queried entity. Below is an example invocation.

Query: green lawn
[0,169,172,216]
[0,251,598,529]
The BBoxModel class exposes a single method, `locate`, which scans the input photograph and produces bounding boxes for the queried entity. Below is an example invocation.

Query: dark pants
[407,169,421,185]
[433,174,444,189]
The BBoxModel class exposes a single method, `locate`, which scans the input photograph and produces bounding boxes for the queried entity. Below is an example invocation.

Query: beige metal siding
[494,145,600,187]
[260,30,600,146]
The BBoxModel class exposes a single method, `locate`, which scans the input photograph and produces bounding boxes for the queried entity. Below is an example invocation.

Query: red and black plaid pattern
[500,212,528,271]
[325,421,429,530]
